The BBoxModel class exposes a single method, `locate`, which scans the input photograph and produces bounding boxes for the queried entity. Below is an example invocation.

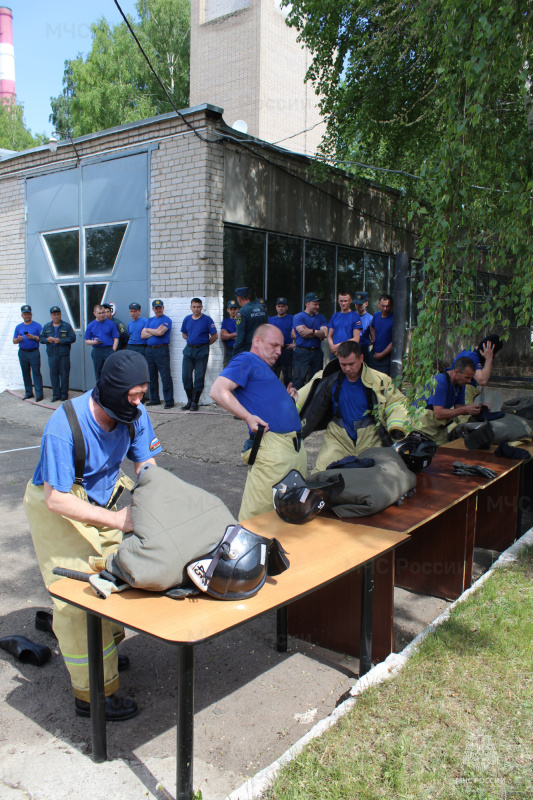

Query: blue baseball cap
[235,286,249,297]
[152,299,164,308]
[50,306,61,313]
[304,292,321,304]
[276,297,288,305]
[227,300,238,309]
[21,304,31,313]
[354,291,368,303]
[129,302,141,310]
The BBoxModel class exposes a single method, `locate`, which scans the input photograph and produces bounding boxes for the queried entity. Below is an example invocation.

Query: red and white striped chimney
[0,7,15,101]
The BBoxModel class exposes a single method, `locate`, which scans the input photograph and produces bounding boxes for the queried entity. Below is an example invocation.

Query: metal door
[26,152,149,391]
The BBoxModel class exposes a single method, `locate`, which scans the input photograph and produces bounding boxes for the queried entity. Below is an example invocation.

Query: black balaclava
[93,351,149,424]
[476,333,503,367]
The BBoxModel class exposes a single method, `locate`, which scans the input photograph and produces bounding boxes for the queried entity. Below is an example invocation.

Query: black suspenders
[62,399,135,490]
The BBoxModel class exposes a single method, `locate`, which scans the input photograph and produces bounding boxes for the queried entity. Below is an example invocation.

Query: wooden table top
[50,512,408,646]
[341,448,522,534]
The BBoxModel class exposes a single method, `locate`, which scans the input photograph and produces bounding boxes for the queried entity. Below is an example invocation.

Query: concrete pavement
[0,389,460,800]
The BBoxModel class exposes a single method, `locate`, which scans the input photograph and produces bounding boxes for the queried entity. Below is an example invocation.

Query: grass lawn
[266,546,533,800]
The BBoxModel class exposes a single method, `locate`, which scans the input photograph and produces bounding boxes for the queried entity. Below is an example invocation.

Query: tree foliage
[0,99,47,151]
[285,0,533,392]
[49,0,190,138]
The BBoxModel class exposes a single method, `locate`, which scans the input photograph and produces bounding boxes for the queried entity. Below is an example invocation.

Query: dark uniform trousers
[366,350,392,376]
[48,353,71,400]
[91,346,114,381]
[292,346,324,390]
[273,347,294,387]
[182,343,209,394]
[145,344,174,404]
[19,349,43,399]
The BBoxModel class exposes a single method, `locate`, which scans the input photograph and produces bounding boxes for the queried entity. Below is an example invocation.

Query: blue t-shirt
[422,372,465,409]
[221,352,301,434]
[327,311,362,345]
[84,319,119,348]
[32,391,162,506]
[221,317,237,350]
[293,311,328,348]
[127,316,149,346]
[356,311,373,347]
[371,312,394,353]
[452,349,480,370]
[181,314,217,346]
[269,314,294,345]
[332,377,369,439]
[144,314,172,346]
[14,321,42,350]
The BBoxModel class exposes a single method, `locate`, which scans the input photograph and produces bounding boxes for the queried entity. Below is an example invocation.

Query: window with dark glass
[85,224,128,275]
[267,234,303,316]
[42,230,80,277]
[224,227,266,303]
[365,252,390,312]
[304,242,336,320]
[58,284,81,329]
[337,248,364,298]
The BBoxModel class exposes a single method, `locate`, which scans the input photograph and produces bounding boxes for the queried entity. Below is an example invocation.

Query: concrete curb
[227,527,533,800]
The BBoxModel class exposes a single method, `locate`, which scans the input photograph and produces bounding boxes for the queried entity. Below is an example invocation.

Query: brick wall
[0,178,27,389]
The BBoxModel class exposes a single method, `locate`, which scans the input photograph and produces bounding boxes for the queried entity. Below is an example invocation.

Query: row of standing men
[13,287,394,405]
[222,287,395,386]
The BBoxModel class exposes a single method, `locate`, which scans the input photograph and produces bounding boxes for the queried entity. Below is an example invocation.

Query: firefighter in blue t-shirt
[84,304,119,381]
[269,296,295,386]
[13,304,44,401]
[210,323,306,521]
[221,299,238,367]
[180,298,218,410]
[292,292,328,389]
[326,290,362,360]
[368,294,394,375]
[414,356,482,444]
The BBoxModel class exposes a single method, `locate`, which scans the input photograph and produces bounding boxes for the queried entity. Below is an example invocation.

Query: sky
[7,0,139,138]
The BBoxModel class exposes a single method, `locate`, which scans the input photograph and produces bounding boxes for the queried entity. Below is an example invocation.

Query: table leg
[276,606,288,652]
[86,612,107,763]
[516,462,525,538]
[359,561,374,677]
[176,644,194,800]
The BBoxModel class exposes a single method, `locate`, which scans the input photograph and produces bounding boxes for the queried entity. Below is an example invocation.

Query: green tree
[49,59,76,138]
[49,0,190,138]
[0,99,47,151]
[285,0,533,395]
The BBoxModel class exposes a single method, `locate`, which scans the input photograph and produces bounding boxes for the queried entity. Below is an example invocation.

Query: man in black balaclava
[450,333,503,404]
[24,351,163,722]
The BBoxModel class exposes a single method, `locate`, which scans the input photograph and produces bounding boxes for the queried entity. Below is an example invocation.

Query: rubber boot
[190,391,201,411]
[183,390,193,410]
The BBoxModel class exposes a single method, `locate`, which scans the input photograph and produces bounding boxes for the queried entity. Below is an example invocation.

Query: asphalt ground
[0,388,495,800]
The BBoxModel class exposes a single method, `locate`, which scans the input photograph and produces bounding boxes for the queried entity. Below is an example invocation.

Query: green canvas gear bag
[106,465,235,591]
[308,447,417,519]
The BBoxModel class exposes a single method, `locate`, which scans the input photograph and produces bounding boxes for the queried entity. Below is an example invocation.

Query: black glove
[494,442,531,460]
[452,461,497,479]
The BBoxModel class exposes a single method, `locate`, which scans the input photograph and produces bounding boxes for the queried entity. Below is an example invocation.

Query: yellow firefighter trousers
[24,479,130,701]
[313,420,383,473]
[238,431,307,522]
